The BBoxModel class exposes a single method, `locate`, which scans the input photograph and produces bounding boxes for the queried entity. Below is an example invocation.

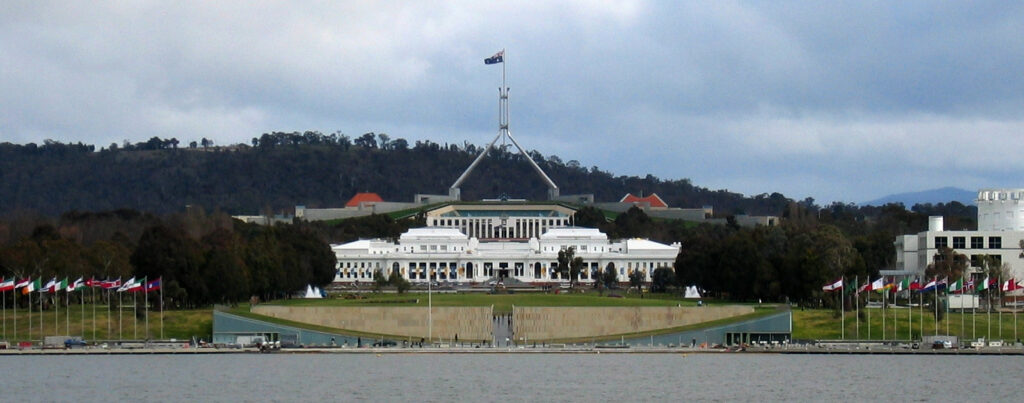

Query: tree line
[0,209,336,309]
[1,135,833,217]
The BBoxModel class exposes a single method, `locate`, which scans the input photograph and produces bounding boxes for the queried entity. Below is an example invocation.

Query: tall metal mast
[450,50,560,200]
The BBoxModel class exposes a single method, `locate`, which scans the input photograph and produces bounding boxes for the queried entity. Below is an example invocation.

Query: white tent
[684,285,702,299]
[303,285,322,299]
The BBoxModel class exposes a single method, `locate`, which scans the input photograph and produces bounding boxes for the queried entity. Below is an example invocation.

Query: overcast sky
[3,1,1023,204]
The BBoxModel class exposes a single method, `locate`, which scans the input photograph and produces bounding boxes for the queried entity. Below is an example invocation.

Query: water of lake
[2,353,1021,402]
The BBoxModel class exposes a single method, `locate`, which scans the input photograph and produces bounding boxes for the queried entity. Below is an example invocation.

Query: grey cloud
[2,1,1023,204]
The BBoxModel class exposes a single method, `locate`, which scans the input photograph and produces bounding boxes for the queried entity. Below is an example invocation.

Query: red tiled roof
[620,193,668,208]
[345,192,384,207]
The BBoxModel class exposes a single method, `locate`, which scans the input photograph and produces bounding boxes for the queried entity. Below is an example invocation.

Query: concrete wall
[251,305,492,341]
[512,306,753,341]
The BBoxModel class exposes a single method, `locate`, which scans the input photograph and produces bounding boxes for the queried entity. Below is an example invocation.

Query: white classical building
[895,189,1024,281]
[332,224,680,285]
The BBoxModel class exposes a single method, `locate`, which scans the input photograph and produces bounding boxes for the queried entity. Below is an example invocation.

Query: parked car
[373,340,397,347]
[64,339,88,349]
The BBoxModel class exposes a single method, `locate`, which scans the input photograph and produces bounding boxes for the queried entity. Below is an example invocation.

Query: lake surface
[1,353,1021,402]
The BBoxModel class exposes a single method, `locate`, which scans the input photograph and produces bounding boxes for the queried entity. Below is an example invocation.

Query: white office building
[332,205,680,285]
[895,189,1024,282]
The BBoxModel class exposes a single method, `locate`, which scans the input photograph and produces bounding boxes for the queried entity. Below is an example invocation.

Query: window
[934,237,948,249]
[971,237,984,249]
[970,255,982,267]
[989,236,1002,249]
[952,237,965,249]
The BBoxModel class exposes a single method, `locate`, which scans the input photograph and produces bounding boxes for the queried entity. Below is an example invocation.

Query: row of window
[935,236,1001,250]
[336,260,673,280]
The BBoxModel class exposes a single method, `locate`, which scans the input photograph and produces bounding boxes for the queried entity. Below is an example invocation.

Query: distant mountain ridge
[863,187,976,207]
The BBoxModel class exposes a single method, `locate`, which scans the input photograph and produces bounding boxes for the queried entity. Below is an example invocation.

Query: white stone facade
[977,188,1024,231]
[332,227,681,284]
[895,214,1024,281]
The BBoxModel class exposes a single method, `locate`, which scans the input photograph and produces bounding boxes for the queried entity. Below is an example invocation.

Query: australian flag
[484,50,504,65]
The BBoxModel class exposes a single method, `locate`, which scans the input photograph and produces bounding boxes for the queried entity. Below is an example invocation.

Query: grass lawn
[271,291,713,314]
[0,304,211,343]
[793,307,1024,342]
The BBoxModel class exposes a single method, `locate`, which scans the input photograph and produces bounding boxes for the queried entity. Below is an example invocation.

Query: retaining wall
[512,306,754,341]
[251,305,492,341]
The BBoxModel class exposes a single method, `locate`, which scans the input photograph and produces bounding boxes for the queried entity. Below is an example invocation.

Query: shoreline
[4,345,1024,356]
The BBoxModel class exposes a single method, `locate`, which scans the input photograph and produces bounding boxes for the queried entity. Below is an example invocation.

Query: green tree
[373,269,388,292]
[602,263,618,290]
[389,269,410,294]
[572,206,607,228]
[651,267,675,293]
[629,269,644,293]
[556,247,573,283]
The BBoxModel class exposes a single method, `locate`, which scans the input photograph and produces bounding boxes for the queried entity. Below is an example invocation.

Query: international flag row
[0,277,161,295]
[822,276,1023,294]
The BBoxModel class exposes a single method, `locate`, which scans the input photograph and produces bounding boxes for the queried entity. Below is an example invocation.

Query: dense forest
[0,209,336,309]
[2,133,811,216]
[0,134,982,306]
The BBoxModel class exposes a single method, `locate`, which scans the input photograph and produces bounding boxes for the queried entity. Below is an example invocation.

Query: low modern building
[332,203,681,285]
[894,189,1024,282]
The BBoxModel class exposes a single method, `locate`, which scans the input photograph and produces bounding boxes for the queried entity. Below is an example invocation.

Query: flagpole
[118,290,122,340]
[908,277,912,341]
[919,287,923,341]
[2,288,5,340]
[960,274,965,341]
[867,283,871,340]
[65,287,69,336]
[972,279,977,341]
[840,277,844,340]
[134,291,138,340]
[80,285,84,339]
[998,276,1003,341]
[107,284,111,341]
[39,286,43,342]
[932,276,937,336]
[882,284,886,340]
[854,276,859,339]
[145,284,149,340]
[987,278,992,342]
[91,283,96,341]
[945,284,949,337]
[889,286,894,340]
[159,278,163,340]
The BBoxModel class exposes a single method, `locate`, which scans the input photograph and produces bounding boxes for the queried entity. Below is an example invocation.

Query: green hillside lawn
[793,308,1024,342]
[272,292,712,314]
[243,294,777,343]
[0,304,211,344]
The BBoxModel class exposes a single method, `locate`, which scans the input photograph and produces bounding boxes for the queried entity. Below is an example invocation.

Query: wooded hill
[0,133,794,217]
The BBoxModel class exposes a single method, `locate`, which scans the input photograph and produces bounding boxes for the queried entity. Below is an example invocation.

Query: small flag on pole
[822,277,843,292]
[145,278,161,293]
[484,50,504,65]
[23,278,40,295]
[102,278,122,290]
[68,277,84,292]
